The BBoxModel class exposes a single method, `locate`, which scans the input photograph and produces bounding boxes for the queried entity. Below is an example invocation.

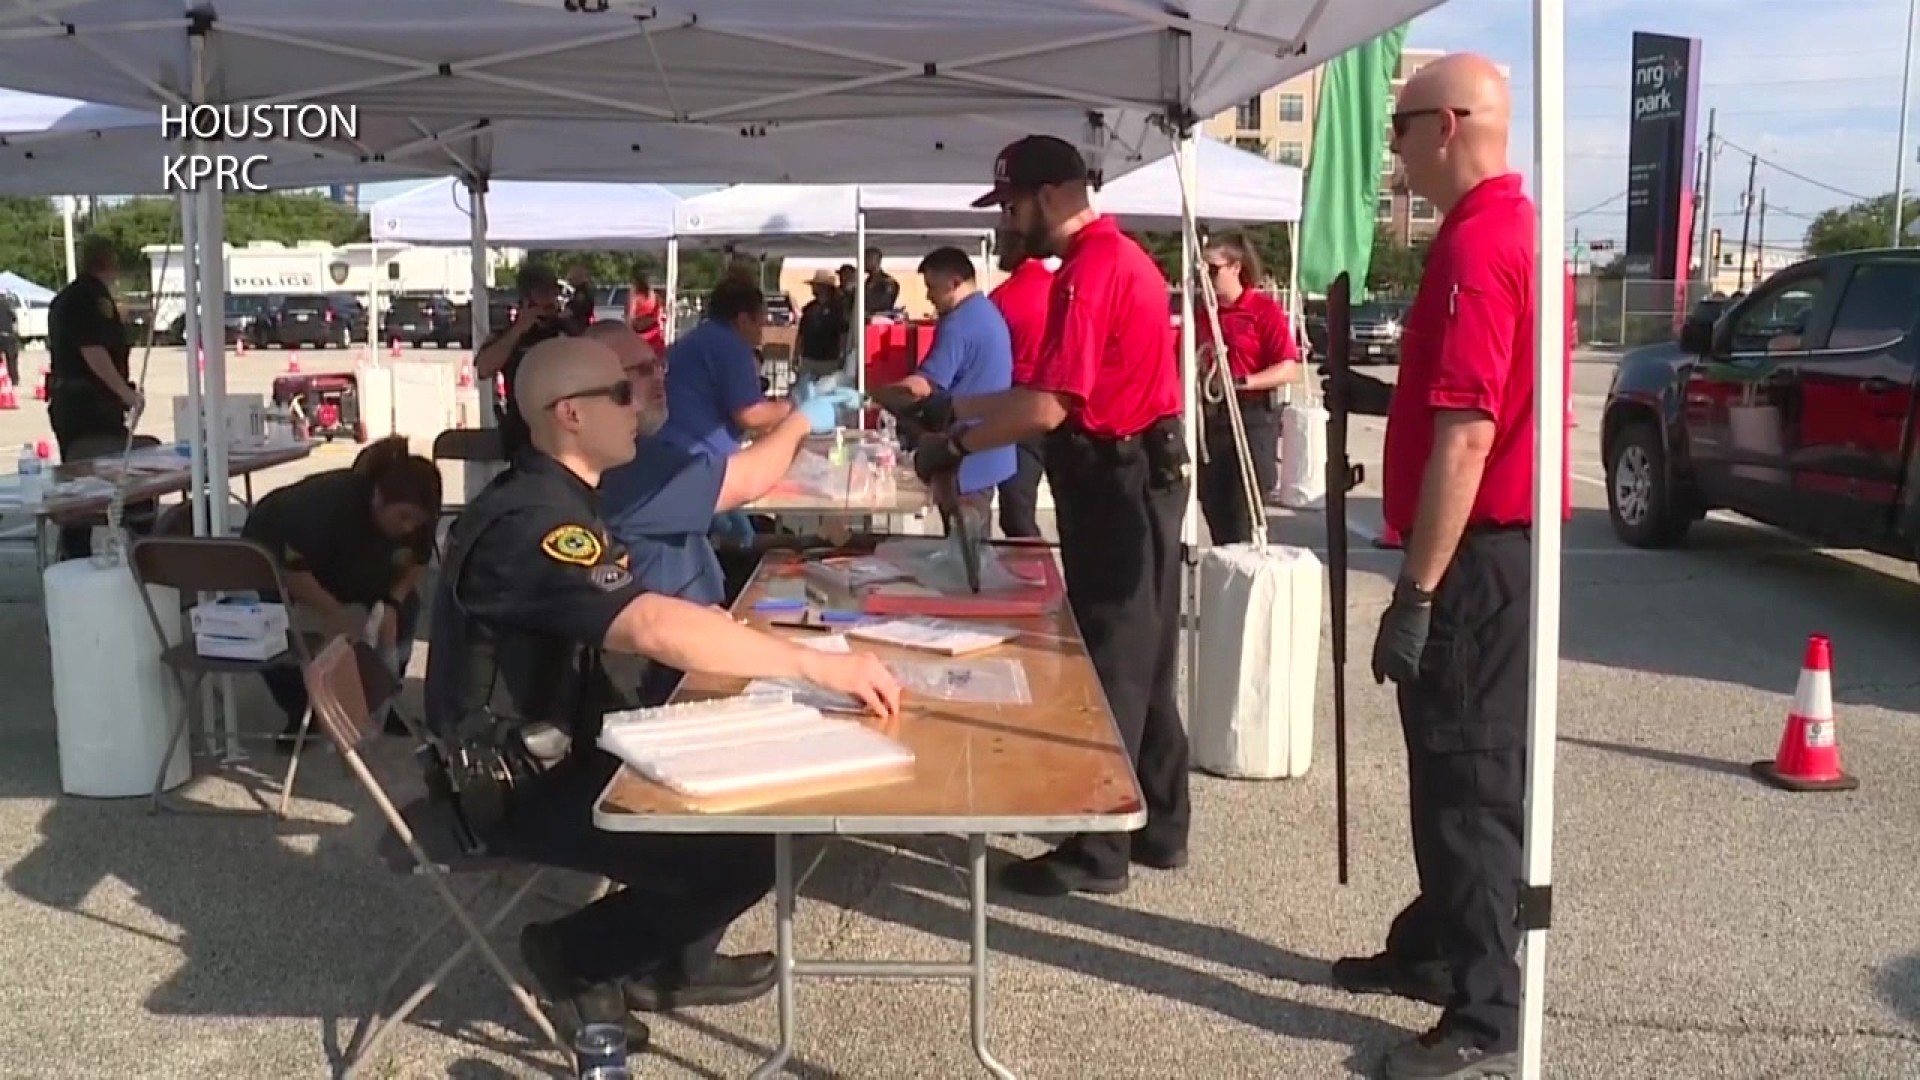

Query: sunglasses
[1391,107,1471,138]
[543,380,635,411]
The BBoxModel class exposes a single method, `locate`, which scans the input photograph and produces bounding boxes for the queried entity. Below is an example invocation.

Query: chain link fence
[1576,276,1715,348]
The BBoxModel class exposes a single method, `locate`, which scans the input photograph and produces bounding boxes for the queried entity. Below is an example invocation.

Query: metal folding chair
[129,536,323,818]
[431,427,507,554]
[303,635,562,1078]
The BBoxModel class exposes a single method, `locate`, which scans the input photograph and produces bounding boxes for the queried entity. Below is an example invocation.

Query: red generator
[272,373,367,443]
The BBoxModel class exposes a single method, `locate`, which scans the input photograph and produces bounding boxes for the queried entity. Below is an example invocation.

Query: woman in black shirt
[243,436,441,747]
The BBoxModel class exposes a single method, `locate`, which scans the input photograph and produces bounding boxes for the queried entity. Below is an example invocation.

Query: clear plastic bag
[891,657,1032,705]
[875,536,1028,594]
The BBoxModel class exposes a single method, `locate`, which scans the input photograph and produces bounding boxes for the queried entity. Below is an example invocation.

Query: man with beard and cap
[1328,52,1546,1080]
[474,263,575,460]
[903,134,1192,898]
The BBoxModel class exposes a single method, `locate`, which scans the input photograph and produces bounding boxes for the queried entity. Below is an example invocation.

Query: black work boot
[1382,1025,1517,1079]
[1330,951,1451,1007]
[622,952,777,1012]
[519,922,652,1053]
[996,844,1129,897]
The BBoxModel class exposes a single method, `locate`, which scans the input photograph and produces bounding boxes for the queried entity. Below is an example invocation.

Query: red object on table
[859,547,1067,618]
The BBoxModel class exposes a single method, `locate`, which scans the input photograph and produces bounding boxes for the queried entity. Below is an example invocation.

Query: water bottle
[573,1022,627,1076]
[17,443,44,505]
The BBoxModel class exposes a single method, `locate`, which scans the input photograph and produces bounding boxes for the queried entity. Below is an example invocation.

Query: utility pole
[1896,0,1918,246]
[1697,109,1717,286]
[1755,189,1768,285]
[1737,152,1758,292]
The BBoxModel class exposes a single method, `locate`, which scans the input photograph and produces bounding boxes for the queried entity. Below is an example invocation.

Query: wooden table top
[39,442,313,523]
[594,552,1144,835]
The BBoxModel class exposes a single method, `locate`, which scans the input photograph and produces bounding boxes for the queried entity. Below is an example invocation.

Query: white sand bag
[1191,543,1323,780]
[1279,404,1328,509]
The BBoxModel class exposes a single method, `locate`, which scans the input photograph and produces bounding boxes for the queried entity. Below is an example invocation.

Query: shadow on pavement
[800,834,1405,1067]
[1557,736,1752,780]
[1876,951,1920,1032]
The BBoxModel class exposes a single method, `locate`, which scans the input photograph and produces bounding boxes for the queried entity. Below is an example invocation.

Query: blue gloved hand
[790,375,818,404]
[798,395,840,434]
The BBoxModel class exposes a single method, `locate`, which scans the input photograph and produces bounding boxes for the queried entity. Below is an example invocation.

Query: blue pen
[819,608,866,624]
[753,597,809,613]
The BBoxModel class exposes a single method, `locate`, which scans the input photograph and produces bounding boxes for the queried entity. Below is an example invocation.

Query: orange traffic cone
[235,336,246,356]
[0,372,17,410]
[1751,634,1859,792]
[196,348,205,373]
[388,336,402,359]
[285,346,301,374]
[33,364,47,401]
[1374,521,1404,550]
[457,361,475,389]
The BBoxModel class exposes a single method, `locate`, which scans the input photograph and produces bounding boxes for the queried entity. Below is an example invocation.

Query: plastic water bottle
[17,442,44,505]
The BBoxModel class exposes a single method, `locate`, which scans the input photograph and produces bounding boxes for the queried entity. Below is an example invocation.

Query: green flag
[1297,27,1410,296]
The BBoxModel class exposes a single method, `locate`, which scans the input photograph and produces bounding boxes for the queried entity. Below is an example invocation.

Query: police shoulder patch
[540,523,604,567]
[590,564,632,592]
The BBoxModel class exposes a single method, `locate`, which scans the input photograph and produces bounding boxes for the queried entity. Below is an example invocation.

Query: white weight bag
[1278,403,1328,509]
[1190,543,1324,779]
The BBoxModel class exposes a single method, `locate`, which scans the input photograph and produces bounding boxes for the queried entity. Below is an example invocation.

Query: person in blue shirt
[596,322,848,702]
[656,277,795,459]
[873,246,1017,523]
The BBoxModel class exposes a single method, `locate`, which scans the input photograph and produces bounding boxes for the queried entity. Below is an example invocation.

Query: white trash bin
[1191,543,1324,780]
[47,559,190,798]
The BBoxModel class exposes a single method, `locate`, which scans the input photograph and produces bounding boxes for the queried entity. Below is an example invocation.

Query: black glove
[912,432,966,484]
[907,391,956,434]
[1322,369,1395,417]
[1371,579,1434,686]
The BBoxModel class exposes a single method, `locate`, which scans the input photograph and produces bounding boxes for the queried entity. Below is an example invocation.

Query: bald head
[1393,52,1512,209]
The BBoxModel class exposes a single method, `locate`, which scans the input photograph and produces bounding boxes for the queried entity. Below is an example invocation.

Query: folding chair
[303,635,562,1078]
[432,427,507,554]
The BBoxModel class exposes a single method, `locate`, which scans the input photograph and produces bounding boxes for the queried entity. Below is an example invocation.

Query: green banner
[1297,27,1410,297]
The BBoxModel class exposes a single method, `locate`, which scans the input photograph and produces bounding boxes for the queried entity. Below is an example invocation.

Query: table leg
[967,834,1016,1080]
[749,834,797,1080]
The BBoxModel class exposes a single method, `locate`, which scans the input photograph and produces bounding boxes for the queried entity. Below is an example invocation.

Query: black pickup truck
[1602,248,1920,562]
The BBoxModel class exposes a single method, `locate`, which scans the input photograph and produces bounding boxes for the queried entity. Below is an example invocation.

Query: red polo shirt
[990,257,1054,386]
[1025,216,1181,438]
[1197,287,1298,380]
[1383,173,1541,535]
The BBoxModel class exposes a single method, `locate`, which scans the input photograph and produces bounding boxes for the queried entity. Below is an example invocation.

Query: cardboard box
[194,632,287,662]
[189,598,289,639]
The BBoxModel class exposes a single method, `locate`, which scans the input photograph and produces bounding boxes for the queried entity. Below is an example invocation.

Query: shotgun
[1323,273,1364,886]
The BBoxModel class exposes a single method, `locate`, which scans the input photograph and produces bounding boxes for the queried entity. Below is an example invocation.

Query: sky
[1408,0,1917,256]
[347,0,1919,260]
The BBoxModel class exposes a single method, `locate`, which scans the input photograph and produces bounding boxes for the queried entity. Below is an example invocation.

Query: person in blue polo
[873,246,1016,524]
[656,276,795,460]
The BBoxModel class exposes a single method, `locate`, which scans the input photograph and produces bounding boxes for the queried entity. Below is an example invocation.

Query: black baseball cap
[516,263,559,297]
[971,135,1089,208]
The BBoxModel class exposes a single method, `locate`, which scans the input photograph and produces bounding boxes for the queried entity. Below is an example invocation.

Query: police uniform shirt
[47,273,129,395]
[426,452,646,738]
[242,469,432,607]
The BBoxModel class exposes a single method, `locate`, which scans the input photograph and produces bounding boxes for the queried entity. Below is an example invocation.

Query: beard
[636,403,669,438]
[1021,221,1057,258]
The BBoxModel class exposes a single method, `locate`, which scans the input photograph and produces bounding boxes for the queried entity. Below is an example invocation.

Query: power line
[1566,191,1627,222]
[1716,137,1872,202]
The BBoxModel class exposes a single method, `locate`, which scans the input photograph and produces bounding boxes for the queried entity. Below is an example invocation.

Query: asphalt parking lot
[0,347,1914,1078]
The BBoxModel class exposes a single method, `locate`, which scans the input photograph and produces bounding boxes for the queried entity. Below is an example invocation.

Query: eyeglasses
[543,380,635,411]
[1391,107,1471,138]
[1206,261,1233,275]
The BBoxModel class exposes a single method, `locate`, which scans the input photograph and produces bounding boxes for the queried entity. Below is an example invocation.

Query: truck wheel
[1607,422,1690,548]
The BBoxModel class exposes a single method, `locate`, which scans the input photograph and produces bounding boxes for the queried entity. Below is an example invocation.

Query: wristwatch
[1395,577,1435,605]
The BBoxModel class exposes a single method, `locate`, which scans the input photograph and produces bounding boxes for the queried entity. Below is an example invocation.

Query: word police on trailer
[160,104,360,193]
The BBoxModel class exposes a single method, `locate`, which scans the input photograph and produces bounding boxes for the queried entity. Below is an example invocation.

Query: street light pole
[1894,0,1918,246]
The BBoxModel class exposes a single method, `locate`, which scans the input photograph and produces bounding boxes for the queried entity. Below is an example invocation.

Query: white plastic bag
[1279,404,1328,510]
[1191,543,1323,780]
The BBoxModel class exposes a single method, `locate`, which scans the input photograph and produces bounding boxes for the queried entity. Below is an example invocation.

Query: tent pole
[178,189,207,539]
[1520,0,1567,1074]
[467,178,493,429]
[664,237,680,345]
[368,240,380,361]
[1175,128,1201,727]
[854,208,868,425]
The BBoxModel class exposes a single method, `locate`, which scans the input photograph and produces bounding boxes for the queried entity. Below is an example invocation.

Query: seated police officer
[425,334,900,1044]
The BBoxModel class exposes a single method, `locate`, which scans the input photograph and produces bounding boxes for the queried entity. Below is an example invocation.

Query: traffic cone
[196,348,205,373]
[235,336,246,356]
[457,361,474,389]
[1751,634,1859,792]
[285,346,300,375]
[33,364,47,401]
[1374,521,1404,550]
[0,372,17,410]
[388,336,402,359]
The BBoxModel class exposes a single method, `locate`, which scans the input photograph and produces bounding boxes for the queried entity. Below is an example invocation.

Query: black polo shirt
[243,469,432,607]
[797,298,848,363]
[425,452,646,740]
[484,318,570,457]
[47,272,128,393]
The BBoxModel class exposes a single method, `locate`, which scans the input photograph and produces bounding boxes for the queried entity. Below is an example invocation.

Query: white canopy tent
[0,4,1567,1074]
[370,177,681,249]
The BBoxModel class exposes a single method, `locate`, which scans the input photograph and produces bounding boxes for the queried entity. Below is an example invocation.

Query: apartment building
[1202,48,1509,247]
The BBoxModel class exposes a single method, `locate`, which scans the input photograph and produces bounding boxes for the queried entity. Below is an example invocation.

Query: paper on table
[596,695,914,800]
[846,616,1020,656]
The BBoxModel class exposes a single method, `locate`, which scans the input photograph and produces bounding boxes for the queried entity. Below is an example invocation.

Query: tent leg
[1174,130,1202,727]
[664,237,680,345]
[853,209,868,426]
[1520,0,1568,1075]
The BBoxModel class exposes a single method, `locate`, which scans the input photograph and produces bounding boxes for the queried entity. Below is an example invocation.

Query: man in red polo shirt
[1330,54,1535,1080]
[908,134,1192,897]
[989,230,1054,538]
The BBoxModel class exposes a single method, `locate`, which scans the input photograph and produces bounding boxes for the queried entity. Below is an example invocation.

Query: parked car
[264,293,363,349]
[1602,248,1920,562]
[595,286,630,326]
[382,292,466,348]
[162,293,274,348]
[1348,299,1410,364]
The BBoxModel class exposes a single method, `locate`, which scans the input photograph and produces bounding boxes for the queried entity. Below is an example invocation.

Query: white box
[1190,543,1324,780]
[391,360,457,455]
[189,598,289,640]
[194,632,287,662]
[172,393,267,446]
[354,361,397,442]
